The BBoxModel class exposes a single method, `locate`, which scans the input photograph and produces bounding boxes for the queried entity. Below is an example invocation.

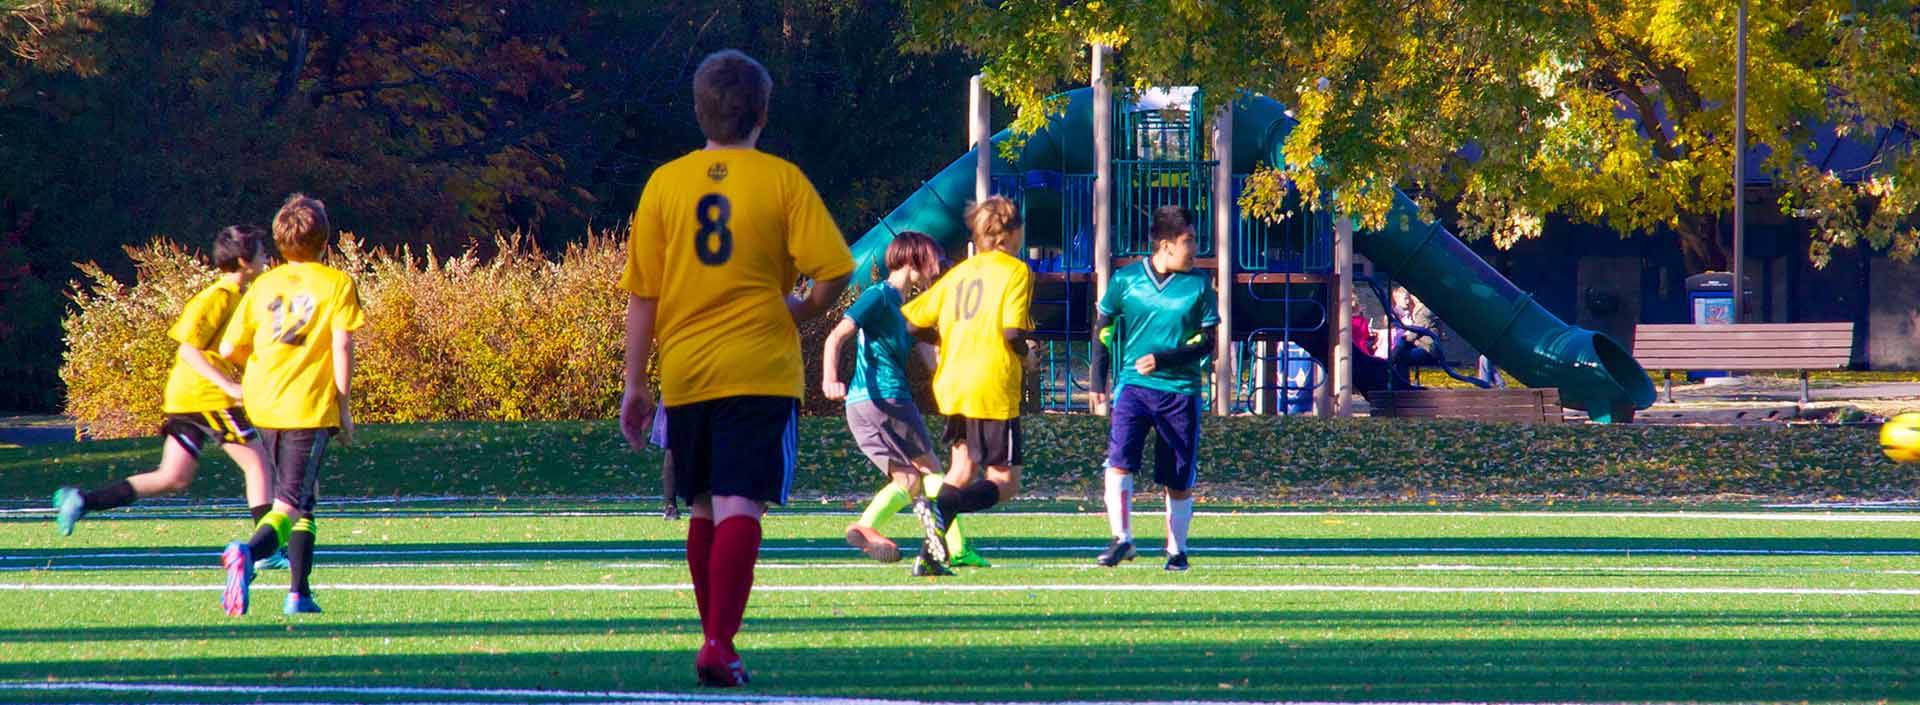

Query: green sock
[946,513,970,555]
[923,473,970,554]
[858,483,912,530]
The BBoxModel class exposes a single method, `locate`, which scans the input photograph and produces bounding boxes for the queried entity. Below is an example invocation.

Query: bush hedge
[63,234,631,438]
[60,233,882,439]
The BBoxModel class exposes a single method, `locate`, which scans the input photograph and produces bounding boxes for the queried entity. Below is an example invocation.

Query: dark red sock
[707,516,762,645]
[687,517,716,631]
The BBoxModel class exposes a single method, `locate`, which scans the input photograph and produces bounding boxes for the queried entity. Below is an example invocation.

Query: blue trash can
[1280,341,1321,414]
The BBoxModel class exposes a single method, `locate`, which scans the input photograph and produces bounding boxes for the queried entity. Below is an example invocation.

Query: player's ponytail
[964,196,1023,254]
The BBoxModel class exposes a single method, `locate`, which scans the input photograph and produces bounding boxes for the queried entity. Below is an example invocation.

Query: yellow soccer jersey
[220,261,366,429]
[620,149,855,405]
[901,249,1034,420]
[161,278,243,414]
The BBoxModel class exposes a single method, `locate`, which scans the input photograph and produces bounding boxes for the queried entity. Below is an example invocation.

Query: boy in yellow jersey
[53,226,274,537]
[900,196,1035,576]
[618,49,853,687]
[216,194,365,617]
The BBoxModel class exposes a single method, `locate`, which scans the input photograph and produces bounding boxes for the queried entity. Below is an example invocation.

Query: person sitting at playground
[1350,289,1377,358]
[1389,286,1442,369]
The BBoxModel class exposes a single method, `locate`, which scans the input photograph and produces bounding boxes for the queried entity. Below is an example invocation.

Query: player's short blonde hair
[272,193,330,262]
[965,196,1023,254]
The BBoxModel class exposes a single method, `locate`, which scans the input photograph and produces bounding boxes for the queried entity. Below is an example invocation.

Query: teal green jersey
[1098,260,1220,396]
[845,281,915,405]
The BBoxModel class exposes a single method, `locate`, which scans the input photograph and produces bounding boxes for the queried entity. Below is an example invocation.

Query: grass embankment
[2,416,1908,505]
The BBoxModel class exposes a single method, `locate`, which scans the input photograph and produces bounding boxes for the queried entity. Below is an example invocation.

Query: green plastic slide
[848,89,1655,421]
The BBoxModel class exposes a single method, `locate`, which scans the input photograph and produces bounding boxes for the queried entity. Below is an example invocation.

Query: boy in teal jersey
[822,231,983,567]
[1088,206,1219,571]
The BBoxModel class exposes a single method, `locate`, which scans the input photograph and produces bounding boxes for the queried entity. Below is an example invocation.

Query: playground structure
[848,58,1656,423]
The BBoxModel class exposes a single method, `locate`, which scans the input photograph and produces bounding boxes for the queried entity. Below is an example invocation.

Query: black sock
[245,523,280,559]
[249,504,270,527]
[288,528,316,596]
[935,487,964,526]
[81,480,137,512]
[960,480,1001,513]
[936,480,1002,519]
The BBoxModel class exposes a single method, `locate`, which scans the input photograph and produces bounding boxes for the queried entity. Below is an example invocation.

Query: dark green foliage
[0,1,978,411]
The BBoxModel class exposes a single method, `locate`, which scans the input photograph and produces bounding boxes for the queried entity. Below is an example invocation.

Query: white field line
[7,506,1920,521]
[7,545,1920,565]
[0,562,529,572]
[0,680,845,703]
[4,582,1918,596]
[0,681,1674,705]
[11,559,1920,577]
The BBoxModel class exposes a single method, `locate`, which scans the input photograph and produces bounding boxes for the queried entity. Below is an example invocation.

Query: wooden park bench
[1630,322,1855,405]
[1369,388,1564,424]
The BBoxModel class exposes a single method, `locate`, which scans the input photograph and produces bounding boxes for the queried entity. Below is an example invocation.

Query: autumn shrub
[59,240,226,440]
[62,232,627,438]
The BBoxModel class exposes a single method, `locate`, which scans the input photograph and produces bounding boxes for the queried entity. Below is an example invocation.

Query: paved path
[0,415,74,447]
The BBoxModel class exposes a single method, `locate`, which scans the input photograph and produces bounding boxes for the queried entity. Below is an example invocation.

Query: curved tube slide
[848,89,1655,420]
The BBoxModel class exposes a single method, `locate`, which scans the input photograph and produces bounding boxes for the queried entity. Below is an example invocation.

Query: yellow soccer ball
[1881,413,1920,464]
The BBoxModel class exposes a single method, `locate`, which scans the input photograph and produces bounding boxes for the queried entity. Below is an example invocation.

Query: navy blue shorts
[665,395,798,505]
[1103,386,1201,491]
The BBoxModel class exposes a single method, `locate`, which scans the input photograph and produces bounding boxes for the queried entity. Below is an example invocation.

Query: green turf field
[2,501,1916,704]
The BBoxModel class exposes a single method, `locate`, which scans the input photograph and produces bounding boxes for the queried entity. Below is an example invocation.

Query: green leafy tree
[902,0,1920,272]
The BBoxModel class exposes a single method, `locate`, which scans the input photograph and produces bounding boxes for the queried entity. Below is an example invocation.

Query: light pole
[1732,0,1748,322]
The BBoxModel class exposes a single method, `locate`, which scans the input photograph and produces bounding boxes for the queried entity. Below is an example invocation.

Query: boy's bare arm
[620,296,659,451]
[179,343,243,400]
[332,329,354,445]
[786,274,850,322]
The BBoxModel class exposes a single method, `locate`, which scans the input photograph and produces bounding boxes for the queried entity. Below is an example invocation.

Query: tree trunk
[1673,215,1728,274]
[261,0,311,119]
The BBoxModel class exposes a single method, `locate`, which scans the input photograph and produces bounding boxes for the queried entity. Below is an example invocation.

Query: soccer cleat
[949,548,991,568]
[910,550,954,578]
[52,487,84,536]
[1096,539,1137,567]
[911,499,950,565]
[254,548,290,572]
[1164,552,1190,572]
[220,541,255,616]
[844,524,901,563]
[283,592,323,614]
[695,639,750,687]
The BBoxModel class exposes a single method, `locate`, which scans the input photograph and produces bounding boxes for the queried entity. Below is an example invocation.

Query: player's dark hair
[1150,205,1197,245]
[882,230,944,282]
[211,224,270,273]
[692,50,771,144]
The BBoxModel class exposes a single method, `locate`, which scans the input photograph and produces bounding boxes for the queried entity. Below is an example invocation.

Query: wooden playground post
[1210,105,1234,416]
[1090,45,1114,416]
[1332,213,1355,417]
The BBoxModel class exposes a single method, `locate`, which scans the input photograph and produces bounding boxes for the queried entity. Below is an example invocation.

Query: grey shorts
[846,399,940,473]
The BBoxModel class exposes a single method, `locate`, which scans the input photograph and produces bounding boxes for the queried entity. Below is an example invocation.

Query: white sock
[1103,471,1133,543]
[1166,495,1193,555]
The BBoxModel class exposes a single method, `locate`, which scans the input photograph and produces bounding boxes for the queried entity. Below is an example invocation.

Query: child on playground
[901,196,1035,576]
[821,231,984,567]
[216,194,366,617]
[617,48,854,686]
[53,226,275,538]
